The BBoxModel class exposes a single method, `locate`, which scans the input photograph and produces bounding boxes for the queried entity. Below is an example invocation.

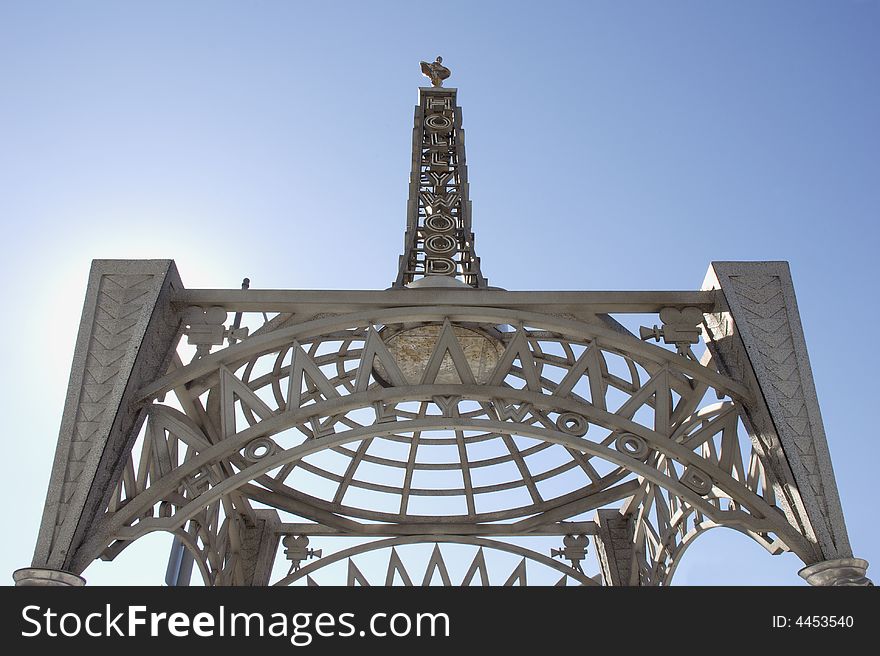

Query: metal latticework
[16,68,871,588]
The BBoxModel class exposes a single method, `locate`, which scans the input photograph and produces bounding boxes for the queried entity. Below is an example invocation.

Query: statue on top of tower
[420,56,450,87]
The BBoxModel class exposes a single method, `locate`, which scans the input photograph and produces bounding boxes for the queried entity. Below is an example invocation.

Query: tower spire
[394,59,487,288]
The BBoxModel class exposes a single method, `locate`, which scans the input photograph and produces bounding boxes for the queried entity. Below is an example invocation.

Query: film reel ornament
[243,437,277,462]
[615,433,650,461]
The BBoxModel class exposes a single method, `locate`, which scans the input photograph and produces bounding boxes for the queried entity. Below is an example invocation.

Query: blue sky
[1,0,877,585]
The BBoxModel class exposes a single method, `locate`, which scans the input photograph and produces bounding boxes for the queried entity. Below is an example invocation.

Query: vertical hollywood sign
[394,85,485,288]
[421,91,461,277]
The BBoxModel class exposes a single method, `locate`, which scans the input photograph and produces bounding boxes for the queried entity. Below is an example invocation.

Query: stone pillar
[594,509,640,586]
[14,567,86,586]
[702,262,854,563]
[33,259,183,575]
[799,558,873,586]
[231,510,281,586]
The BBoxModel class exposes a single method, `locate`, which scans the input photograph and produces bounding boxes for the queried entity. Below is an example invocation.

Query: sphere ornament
[373,322,505,386]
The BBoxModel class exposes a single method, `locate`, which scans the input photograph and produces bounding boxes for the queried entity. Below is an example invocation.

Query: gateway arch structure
[15,65,871,587]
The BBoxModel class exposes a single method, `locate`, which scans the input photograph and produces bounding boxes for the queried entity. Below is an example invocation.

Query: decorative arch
[69,306,816,583]
[275,536,598,587]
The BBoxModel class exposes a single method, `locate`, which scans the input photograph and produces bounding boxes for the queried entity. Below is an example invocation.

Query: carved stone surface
[234,510,281,586]
[594,509,639,586]
[375,323,504,385]
[33,260,182,572]
[703,261,851,560]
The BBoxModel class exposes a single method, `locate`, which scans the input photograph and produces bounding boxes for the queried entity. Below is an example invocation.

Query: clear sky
[1,0,877,585]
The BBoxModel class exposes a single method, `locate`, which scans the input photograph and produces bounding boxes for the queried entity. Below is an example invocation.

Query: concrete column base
[798,558,873,586]
[13,567,86,586]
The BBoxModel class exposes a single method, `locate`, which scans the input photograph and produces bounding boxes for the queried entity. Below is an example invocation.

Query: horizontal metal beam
[174,289,719,314]
[274,521,598,537]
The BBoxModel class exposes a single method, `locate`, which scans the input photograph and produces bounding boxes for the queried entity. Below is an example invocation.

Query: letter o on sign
[556,412,588,437]
[615,433,650,461]
[244,437,277,462]
[425,114,453,131]
[426,214,455,232]
[425,234,456,255]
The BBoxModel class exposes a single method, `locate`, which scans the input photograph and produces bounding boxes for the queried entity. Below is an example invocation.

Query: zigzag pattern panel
[53,275,158,544]
[34,260,181,570]
[726,274,827,508]
[708,261,851,560]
